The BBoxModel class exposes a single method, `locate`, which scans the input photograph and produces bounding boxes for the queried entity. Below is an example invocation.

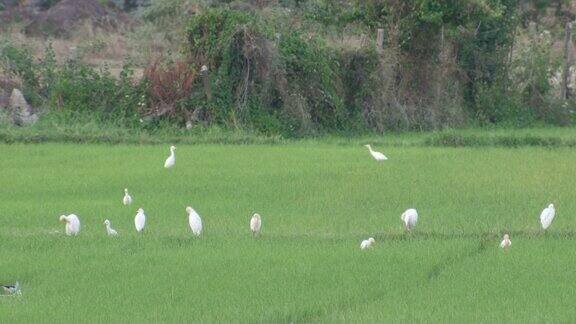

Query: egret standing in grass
[500,234,511,250]
[123,188,133,206]
[401,208,418,232]
[364,144,388,161]
[59,214,80,236]
[186,206,202,236]
[540,203,555,230]
[360,237,376,250]
[164,145,176,168]
[104,219,118,236]
[135,208,146,233]
[250,213,262,236]
[1,282,21,295]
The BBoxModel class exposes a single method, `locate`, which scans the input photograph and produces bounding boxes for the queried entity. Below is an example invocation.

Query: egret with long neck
[164,145,176,168]
[104,219,118,236]
[364,144,388,161]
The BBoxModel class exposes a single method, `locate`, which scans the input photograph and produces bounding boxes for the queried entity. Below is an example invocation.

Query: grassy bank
[2,118,576,147]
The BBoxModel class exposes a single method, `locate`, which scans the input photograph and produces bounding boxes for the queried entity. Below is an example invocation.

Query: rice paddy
[1,143,575,322]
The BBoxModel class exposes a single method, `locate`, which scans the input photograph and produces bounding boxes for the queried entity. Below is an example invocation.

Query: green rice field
[1,143,575,322]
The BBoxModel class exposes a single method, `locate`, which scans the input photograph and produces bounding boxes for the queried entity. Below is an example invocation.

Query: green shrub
[1,41,144,122]
[49,62,143,120]
[425,132,569,148]
[473,79,533,126]
[0,42,39,90]
[278,31,344,131]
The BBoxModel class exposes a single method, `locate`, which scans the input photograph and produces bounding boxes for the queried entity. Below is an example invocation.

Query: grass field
[1,143,576,322]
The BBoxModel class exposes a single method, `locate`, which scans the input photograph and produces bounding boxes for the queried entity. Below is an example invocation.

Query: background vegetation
[1,0,576,138]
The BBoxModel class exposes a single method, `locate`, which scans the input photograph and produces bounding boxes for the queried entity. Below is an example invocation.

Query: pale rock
[8,89,38,126]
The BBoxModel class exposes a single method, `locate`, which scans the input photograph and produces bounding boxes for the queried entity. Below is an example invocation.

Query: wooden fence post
[560,22,573,100]
[436,25,445,100]
[200,65,212,101]
[376,28,384,52]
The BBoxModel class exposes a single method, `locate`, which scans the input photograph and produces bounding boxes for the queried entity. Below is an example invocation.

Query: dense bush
[143,59,197,121]
[183,7,468,134]
[185,8,351,135]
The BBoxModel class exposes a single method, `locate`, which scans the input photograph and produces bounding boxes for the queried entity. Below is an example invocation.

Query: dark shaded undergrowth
[1,120,576,148]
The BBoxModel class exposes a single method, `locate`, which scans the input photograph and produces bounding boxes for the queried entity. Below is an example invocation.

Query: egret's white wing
[250,216,261,233]
[402,209,418,229]
[374,152,388,160]
[123,194,132,205]
[540,207,555,229]
[188,209,202,236]
[164,155,175,168]
[67,214,81,235]
[135,213,146,232]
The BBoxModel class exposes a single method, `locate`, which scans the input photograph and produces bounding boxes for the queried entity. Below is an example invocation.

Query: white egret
[164,145,176,168]
[500,234,511,250]
[186,206,202,236]
[360,237,376,250]
[123,188,133,206]
[401,208,418,231]
[364,144,388,161]
[1,282,20,295]
[540,203,555,230]
[104,219,118,236]
[59,214,80,236]
[250,213,262,236]
[135,208,146,233]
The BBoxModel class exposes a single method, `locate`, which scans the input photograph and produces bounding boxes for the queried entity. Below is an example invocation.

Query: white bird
[500,234,511,250]
[186,206,202,236]
[164,145,176,168]
[401,208,418,231]
[250,213,262,236]
[540,203,555,230]
[1,282,21,295]
[123,188,133,206]
[59,214,80,236]
[364,144,388,161]
[360,237,376,250]
[135,208,146,233]
[104,219,118,236]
